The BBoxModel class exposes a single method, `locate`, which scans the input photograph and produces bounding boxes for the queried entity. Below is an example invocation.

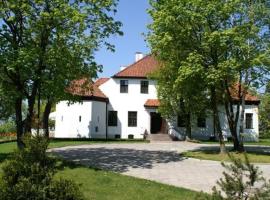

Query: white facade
[55,101,106,138]
[99,78,158,139]
[170,105,259,141]
[54,55,260,141]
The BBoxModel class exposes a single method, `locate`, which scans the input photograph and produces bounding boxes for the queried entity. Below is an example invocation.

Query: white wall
[54,77,259,141]
[169,105,259,141]
[90,101,107,138]
[219,105,259,141]
[100,78,158,139]
[54,101,92,138]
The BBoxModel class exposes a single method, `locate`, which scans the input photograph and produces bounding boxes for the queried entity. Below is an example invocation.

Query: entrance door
[150,112,162,134]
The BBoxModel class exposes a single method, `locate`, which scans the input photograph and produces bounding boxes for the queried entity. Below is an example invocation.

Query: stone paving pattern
[51,142,270,193]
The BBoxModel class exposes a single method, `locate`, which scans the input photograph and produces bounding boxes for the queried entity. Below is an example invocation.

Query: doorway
[150,112,162,134]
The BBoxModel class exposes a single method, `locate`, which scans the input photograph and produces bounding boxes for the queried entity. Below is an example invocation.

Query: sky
[94,0,151,78]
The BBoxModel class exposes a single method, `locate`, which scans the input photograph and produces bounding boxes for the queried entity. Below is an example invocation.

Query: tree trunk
[223,79,243,152]
[210,86,226,154]
[185,112,192,140]
[42,100,52,138]
[15,98,24,149]
[239,72,249,152]
[24,81,39,135]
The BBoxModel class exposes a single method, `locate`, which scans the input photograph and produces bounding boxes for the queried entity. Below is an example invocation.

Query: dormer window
[141,80,149,94]
[120,80,128,93]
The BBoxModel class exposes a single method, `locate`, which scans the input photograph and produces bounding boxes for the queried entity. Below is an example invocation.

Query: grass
[0,139,148,163]
[197,138,270,146]
[182,149,270,163]
[55,160,208,200]
[0,140,208,200]
[0,139,148,152]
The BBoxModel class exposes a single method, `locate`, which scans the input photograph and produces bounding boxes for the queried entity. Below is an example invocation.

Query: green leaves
[0,0,122,138]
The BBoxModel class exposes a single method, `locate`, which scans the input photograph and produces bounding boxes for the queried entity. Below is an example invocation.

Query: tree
[148,0,270,152]
[259,81,270,138]
[220,0,270,151]
[148,0,234,153]
[0,0,122,148]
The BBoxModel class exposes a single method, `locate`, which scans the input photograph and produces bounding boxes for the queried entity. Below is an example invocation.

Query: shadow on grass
[52,147,187,173]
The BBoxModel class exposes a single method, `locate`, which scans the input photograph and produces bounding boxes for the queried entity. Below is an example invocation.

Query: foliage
[197,154,270,200]
[0,121,16,133]
[259,82,270,137]
[148,0,270,151]
[0,136,84,200]
[0,0,122,146]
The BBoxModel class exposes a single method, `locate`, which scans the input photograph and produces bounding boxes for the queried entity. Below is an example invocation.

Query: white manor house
[54,53,260,141]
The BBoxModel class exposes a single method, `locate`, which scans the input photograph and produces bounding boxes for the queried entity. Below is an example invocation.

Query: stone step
[148,133,173,141]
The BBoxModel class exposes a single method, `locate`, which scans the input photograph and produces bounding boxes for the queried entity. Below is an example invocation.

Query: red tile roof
[67,78,108,101]
[113,55,160,78]
[144,99,160,107]
[229,83,259,102]
[95,78,109,87]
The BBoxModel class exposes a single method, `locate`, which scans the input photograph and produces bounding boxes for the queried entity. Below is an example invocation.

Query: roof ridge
[112,54,150,77]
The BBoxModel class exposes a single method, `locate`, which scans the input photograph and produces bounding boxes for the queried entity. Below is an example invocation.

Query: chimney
[135,52,144,62]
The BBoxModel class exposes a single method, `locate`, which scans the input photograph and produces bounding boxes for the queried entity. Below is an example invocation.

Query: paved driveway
[51,142,270,193]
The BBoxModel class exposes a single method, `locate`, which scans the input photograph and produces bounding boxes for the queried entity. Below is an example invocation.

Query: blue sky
[95,0,151,78]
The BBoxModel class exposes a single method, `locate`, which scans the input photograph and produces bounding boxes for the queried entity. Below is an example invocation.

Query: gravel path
[51,142,270,193]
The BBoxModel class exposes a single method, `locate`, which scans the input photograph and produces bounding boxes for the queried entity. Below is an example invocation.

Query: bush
[260,131,270,139]
[0,121,16,134]
[197,154,270,200]
[0,135,84,200]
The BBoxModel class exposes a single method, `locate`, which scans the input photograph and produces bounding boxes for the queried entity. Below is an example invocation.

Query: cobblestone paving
[51,142,270,193]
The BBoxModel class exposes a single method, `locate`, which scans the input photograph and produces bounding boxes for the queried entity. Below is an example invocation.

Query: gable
[112,55,160,79]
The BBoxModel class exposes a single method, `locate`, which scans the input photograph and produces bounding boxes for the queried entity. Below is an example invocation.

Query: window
[120,80,128,93]
[246,113,253,129]
[108,111,118,126]
[79,116,82,122]
[128,111,137,127]
[177,115,185,127]
[140,80,149,94]
[197,117,206,128]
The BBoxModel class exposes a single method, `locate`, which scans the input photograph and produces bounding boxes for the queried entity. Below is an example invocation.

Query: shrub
[260,131,270,139]
[197,154,270,200]
[0,135,84,200]
[0,121,16,134]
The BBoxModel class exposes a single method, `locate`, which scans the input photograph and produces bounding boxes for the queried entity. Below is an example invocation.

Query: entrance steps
[148,133,173,142]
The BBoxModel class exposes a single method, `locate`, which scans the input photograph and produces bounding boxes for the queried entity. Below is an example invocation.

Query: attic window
[120,80,128,93]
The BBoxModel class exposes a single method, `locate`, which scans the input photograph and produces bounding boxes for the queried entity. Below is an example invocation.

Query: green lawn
[197,138,270,146]
[0,141,208,200]
[182,149,270,163]
[56,160,207,200]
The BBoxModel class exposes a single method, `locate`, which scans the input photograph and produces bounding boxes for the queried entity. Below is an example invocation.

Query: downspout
[105,101,108,140]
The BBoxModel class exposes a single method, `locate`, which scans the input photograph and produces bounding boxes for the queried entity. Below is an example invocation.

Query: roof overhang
[81,96,109,103]
[112,76,148,79]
